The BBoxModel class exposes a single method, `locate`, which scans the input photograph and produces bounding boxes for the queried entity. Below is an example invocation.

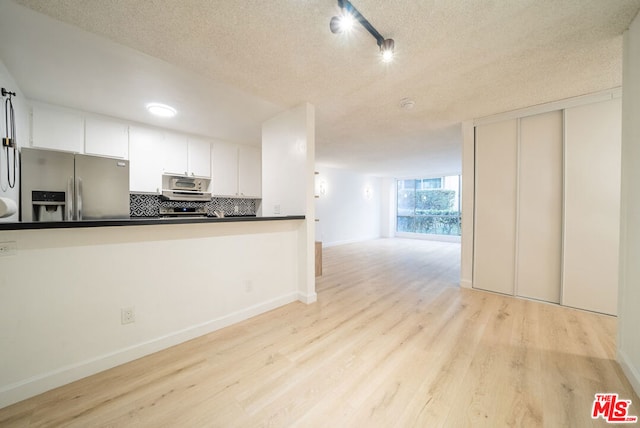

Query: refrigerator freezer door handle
[67,177,74,221]
[76,177,83,220]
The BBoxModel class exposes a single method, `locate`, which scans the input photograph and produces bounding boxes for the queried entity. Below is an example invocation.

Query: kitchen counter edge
[0,216,306,231]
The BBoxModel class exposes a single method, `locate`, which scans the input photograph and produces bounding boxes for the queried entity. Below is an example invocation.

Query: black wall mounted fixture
[330,0,395,62]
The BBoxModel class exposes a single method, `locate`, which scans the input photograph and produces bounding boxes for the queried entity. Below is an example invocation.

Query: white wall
[379,177,396,238]
[314,166,381,247]
[0,220,305,408]
[0,59,29,221]
[618,11,640,396]
[460,121,474,289]
[261,104,313,217]
[261,103,316,303]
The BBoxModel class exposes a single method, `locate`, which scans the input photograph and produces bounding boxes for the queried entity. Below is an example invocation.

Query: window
[396,176,461,236]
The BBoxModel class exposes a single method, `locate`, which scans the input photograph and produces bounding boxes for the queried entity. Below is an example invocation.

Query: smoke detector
[399,98,415,110]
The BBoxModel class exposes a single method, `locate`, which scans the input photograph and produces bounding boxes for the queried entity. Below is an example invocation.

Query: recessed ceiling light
[146,103,177,118]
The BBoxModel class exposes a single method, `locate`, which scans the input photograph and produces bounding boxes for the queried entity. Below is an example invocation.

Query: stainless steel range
[159,206,208,217]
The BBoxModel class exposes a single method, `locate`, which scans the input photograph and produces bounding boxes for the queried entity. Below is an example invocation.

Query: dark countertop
[0,215,305,231]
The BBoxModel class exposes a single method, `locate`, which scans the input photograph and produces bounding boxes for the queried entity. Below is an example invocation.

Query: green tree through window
[397,176,461,236]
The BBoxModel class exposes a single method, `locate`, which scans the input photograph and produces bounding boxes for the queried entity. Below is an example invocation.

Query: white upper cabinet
[238,145,261,198]
[161,133,210,178]
[129,126,163,193]
[211,142,261,198]
[187,137,211,178]
[161,132,189,176]
[31,103,84,153]
[211,141,239,196]
[84,117,129,159]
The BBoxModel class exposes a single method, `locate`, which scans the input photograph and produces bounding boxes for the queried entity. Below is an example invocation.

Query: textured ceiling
[2,0,640,177]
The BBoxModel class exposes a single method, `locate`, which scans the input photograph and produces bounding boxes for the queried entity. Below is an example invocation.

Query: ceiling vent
[399,98,415,110]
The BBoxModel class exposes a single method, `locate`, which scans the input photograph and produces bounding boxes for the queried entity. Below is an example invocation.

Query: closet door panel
[516,111,563,303]
[473,119,518,295]
[563,98,621,315]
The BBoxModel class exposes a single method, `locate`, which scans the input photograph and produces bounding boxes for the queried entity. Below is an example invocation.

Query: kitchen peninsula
[0,101,316,409]
[0,214,304,230]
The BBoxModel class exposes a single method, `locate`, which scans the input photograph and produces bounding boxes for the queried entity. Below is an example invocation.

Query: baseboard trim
[0,292,298,409]
[322,236,381,248]
[460,279,473,289]
[298,291,318,304]
[618,349,640,397]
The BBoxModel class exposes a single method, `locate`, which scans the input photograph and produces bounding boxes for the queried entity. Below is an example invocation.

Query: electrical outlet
[274,204,281,214]
[121,307,135,325]
[0,241,17,257]
[234,205,239,214]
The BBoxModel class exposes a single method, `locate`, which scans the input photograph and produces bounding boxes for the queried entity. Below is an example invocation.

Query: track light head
[380,38,395,63]
[330,0,395,63]
[330,13,355,33]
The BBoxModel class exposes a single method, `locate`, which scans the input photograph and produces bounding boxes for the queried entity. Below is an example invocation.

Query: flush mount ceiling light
[330,0,395,63]
[146,103,177,118]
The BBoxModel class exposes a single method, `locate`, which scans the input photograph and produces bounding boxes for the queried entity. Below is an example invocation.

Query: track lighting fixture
[330,0,395,62]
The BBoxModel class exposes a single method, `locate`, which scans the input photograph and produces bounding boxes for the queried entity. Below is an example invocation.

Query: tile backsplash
[130,194,258,217]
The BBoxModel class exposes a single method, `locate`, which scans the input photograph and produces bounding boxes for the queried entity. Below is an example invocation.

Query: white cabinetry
[211,142,261,198]
[129,126,163,193]
[188,137,211,177]
[85,117,129,159]
[161,133,210,178]
[31,103,84,153]
[238,145,261,198]
[211,141,239,196]
[161,132,188,176]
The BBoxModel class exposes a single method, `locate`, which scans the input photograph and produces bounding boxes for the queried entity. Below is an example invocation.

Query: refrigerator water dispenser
[32,191,66,222]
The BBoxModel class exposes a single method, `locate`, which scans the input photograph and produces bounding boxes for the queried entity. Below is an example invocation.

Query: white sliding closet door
[563,98,621,315]
[473,119,518,295]
[516,111,563,303]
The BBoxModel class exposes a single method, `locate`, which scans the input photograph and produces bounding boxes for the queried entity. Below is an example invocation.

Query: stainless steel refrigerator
[20,147,130,221]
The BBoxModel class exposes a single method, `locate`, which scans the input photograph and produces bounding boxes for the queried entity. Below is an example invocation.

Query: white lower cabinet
[473,97,621,315]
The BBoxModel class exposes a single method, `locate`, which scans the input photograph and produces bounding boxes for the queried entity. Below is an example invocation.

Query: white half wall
[0,220,306,408]
[618,11,640,397]
[314,166,381,247]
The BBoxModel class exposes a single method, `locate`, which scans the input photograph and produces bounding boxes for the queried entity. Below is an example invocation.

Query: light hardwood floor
[0,238,637,427]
